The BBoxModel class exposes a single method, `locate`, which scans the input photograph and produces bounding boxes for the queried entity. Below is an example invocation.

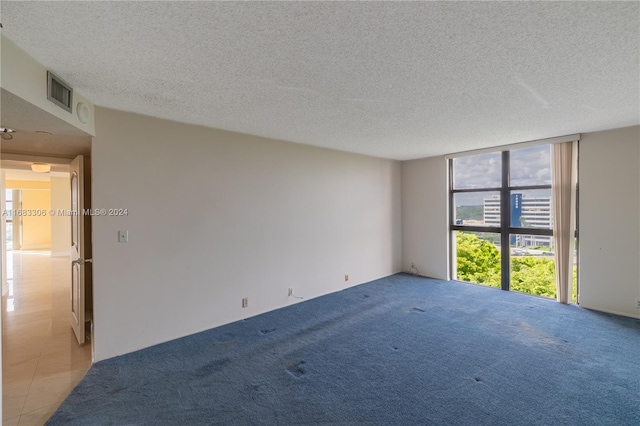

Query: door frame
[1,153,94,355]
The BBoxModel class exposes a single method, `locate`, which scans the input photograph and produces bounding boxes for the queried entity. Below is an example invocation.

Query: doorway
[1,164,92,424]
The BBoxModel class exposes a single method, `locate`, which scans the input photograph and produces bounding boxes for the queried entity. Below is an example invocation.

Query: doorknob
[72,258,93,266]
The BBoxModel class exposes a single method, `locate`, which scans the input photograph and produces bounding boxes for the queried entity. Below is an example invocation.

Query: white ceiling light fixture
[31,163,51,173]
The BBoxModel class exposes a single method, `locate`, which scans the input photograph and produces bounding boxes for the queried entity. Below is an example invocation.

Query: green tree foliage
[511,257,556,298]
[456,232,577,301]
[456,233,501,288]
[456,205,484,221]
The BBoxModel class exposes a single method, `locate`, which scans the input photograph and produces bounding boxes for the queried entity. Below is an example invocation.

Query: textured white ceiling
[1,1,638,160]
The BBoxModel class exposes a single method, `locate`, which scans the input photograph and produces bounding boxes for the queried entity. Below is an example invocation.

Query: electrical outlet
[345,274,349,282]
[242,297,248,308]
[635,299,640,309]
[288,288,293,297]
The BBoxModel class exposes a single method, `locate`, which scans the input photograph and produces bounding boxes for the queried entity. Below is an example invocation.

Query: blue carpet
[47,274,640,425]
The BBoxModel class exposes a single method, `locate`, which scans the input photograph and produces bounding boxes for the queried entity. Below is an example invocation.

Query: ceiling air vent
[47,71,73,113]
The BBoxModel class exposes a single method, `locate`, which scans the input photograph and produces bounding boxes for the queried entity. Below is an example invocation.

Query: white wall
[579,125,640,318]
[50,176,71,257]
[92,108,402,361]
[401,155,448,280]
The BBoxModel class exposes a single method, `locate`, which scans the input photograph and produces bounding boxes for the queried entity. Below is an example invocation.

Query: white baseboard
[579,303,640,320]
[51,250,71,258]
[20,244,51,250]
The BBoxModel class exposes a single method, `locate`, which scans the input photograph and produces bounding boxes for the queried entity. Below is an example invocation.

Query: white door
[70,155,90,345]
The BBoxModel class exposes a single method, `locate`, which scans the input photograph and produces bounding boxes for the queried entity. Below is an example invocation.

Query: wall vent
[47,71,73,113]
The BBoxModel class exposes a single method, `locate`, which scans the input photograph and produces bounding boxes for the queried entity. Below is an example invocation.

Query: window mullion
[500,151,510,291]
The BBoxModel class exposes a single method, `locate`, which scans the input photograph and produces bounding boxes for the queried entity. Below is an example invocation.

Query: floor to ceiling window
[450,144,578,301]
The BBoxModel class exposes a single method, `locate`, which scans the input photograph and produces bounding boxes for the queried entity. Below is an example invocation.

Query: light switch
[118,230,128,243]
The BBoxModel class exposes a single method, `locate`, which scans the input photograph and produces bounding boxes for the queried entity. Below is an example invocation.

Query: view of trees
[511,256,556,298]
[456,232,577,301]
[456,232,501,287]
[456,205,483,221]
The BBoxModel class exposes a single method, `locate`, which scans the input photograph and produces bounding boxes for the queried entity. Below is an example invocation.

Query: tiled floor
[3,251,92,425]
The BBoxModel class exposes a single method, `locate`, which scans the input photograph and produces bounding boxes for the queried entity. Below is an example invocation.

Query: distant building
[484,194,553,247]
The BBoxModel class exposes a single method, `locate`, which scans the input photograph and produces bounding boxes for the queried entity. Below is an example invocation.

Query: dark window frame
[450,146,578,295]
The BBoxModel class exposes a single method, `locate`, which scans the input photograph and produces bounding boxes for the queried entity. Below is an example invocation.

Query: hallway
[3,251,91,425]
